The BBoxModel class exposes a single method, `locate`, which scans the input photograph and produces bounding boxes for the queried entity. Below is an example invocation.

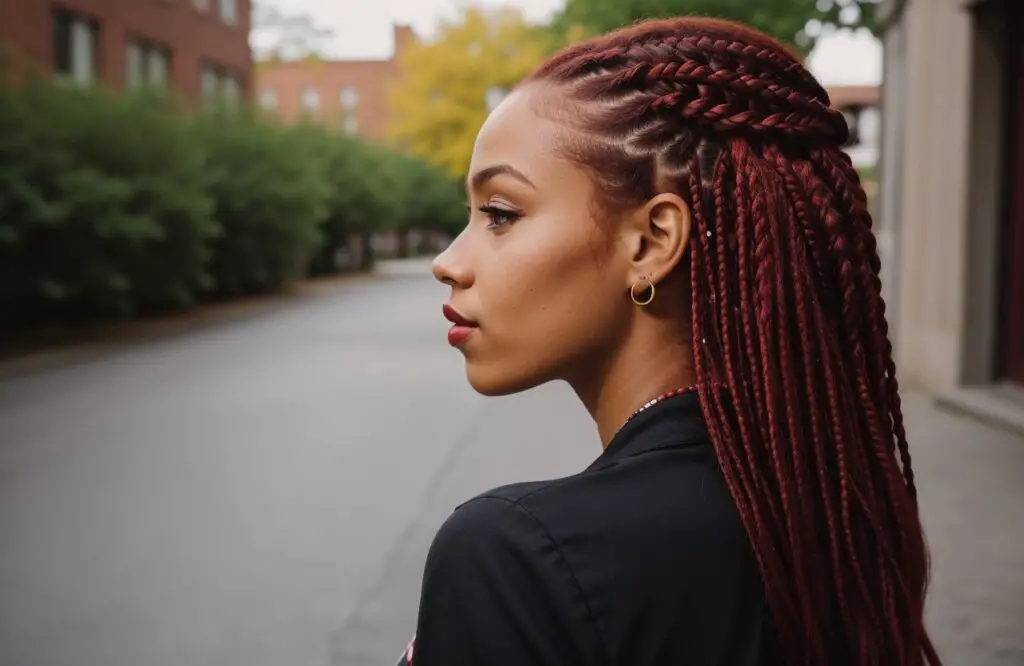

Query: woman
[402,16,939,666]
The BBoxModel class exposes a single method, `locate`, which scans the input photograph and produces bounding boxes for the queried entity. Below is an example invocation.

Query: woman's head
[432,79,694,397]
[431,17,849,398]
[435,17,937,666]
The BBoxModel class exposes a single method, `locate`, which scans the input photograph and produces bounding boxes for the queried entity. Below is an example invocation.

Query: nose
[431,233,473,289]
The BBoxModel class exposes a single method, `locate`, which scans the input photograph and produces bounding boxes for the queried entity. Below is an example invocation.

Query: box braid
[527,17,939,666]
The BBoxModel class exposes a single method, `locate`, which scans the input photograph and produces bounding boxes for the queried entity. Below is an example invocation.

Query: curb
[0,272,373,382]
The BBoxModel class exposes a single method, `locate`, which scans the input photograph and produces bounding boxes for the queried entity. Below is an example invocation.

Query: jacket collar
[587,391,710,471]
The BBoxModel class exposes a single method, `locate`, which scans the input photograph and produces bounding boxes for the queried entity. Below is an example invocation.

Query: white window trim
[54,12,98,86]
[219,0,238,25]
[301,87,320,111]
[126,38,170,89]
[340,86,358,109]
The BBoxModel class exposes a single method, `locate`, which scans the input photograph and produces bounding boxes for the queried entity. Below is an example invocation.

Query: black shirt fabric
[399,392,777,666]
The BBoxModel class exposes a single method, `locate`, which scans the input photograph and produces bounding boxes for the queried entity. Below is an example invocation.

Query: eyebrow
[468,164,537,191]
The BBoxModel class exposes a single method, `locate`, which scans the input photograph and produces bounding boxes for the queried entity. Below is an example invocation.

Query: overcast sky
[258,0,882,85]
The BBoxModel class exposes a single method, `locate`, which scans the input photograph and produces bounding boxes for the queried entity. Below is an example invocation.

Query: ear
[624,193,692,287]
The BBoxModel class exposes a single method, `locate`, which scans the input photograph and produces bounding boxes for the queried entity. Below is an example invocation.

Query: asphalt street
[1,260,1021,666]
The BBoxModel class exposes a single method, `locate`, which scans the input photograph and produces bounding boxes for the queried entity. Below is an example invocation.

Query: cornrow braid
[529,16,939,666]
[541,27,848,143]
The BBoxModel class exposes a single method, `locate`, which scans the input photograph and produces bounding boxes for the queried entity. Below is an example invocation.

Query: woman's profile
[402,16,939,666]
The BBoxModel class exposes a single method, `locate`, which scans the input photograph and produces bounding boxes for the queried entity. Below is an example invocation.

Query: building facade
[878,0,1024,430]
[254,24,416,140]
[0,0,252,104]
[828,85,881,169]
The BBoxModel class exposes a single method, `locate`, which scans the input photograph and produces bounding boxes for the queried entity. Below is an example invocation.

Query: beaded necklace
[617,385,700,434]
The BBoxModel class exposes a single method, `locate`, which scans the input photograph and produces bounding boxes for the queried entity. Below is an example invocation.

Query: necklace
[618,385,699,433]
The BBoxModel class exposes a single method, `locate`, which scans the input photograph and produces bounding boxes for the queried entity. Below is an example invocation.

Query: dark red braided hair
[527,17,939,666]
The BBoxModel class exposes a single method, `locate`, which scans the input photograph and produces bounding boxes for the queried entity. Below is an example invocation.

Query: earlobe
[623,193,692,295]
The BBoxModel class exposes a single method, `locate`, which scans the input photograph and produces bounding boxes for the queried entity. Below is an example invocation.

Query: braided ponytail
[528,17,938,666]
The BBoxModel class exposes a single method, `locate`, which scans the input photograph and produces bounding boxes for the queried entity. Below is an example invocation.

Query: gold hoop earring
[630,276,655,306]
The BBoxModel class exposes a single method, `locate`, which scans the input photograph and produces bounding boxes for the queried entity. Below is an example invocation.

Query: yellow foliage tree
[387,7,551,178]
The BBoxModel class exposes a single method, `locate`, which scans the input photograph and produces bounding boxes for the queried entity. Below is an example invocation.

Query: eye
[478,204,521,229]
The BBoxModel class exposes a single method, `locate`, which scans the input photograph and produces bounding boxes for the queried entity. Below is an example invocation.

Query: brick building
[826,84,881,168]
[254,24,416,140]
[0,0,252,105]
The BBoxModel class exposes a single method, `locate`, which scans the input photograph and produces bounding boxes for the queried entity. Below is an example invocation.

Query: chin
[465,361,545,397]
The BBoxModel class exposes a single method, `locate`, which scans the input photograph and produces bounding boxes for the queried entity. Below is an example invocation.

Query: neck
[570,317,696,448]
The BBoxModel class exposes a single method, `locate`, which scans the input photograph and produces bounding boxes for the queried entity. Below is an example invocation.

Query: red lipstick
[443,304,477,347]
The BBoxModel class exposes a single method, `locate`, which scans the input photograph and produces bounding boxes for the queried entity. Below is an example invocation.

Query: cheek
[500,222,612,325]
[472,217,624,386]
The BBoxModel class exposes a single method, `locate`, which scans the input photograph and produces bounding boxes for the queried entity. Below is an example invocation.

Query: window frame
[52,8,100,85]
[125,36,172,90]
[259,89,278,110]
[219,0,238,26]
[339,86,359,109]
[301,86,320,111]
[200,60,245,107]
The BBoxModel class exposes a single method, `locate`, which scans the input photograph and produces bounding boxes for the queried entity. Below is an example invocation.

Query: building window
[219,0,237,25]
[260,90,277,109]
[126,38,171,89]
[343,116,358,135]
[53,9,99,85]
[201,66,220,101]
[222,76,241,106]
[340,86,358,109]
[301,87,320,111]
[201,63,243,107]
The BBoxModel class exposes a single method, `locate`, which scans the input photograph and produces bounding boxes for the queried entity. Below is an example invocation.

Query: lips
[443,304,478,347]
[442,304,477,328]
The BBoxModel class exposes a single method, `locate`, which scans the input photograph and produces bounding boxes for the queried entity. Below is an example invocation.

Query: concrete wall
[879,0,1008,391]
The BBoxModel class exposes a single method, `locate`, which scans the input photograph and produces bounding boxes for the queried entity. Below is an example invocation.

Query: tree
[387,7,550,178]
[250,1,334,62]
[317,137,396,272]
[552,0,879,54]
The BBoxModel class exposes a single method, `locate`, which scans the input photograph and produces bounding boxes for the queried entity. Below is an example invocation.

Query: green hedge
[0,77,465,328]
[194,112,331,299]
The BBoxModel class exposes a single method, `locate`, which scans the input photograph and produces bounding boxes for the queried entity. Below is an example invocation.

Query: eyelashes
[478,204,521,229]
[465,200,523,229]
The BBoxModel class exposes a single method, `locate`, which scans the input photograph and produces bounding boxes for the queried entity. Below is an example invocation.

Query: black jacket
[400,392,777,666]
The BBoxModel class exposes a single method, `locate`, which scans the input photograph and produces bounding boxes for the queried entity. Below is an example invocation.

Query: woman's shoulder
[427,481,560,564]
[436,439,736,548]
[420,476,589,596]
[415,463,765,666]
[414,482,607,666]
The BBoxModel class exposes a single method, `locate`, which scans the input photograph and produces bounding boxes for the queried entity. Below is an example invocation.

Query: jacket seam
[477,495,611,666]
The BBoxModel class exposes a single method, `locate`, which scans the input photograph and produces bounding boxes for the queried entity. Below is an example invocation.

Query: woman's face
[432,83,634,396]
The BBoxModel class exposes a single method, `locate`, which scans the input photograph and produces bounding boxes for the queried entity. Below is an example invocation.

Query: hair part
[527,17,939,666]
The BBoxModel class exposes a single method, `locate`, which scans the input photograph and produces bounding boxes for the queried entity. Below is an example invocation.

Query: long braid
[820,149,918,497]
[529,17,937,666]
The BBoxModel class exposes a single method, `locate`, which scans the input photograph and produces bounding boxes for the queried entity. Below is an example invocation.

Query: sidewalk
[903,392,1024,665]
[0,270,378,381]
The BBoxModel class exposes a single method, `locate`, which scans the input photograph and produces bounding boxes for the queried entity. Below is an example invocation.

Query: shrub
[192,112,331,298]
[0,74,466,330]
[0,81,216,325]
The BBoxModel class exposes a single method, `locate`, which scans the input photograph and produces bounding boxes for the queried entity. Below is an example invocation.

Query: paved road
[0,260,1021,666]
